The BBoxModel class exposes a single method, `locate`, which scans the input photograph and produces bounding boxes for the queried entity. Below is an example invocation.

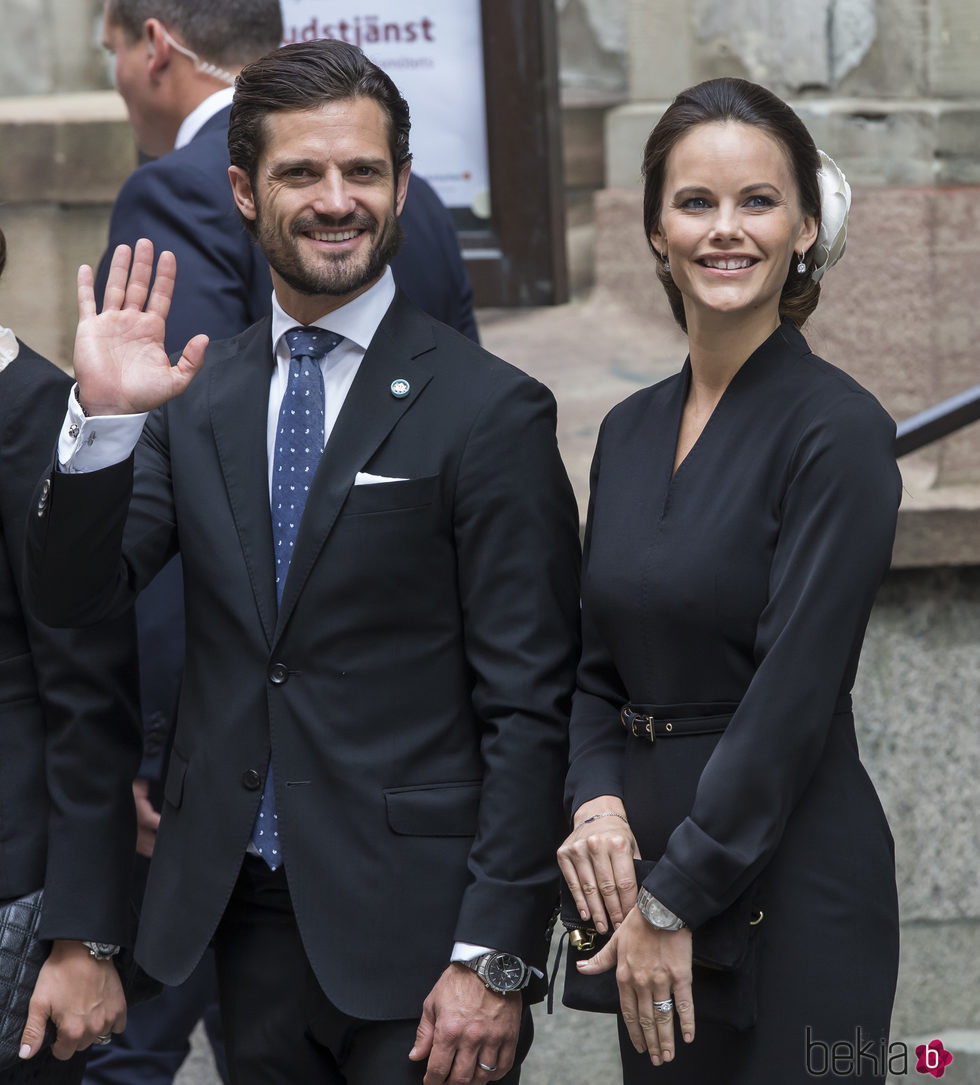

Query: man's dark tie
[251,325,343,870]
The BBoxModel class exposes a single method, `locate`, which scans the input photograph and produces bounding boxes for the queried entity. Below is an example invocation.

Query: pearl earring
[796,252,807,274]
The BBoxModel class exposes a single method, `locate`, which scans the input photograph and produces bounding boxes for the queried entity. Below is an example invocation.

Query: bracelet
[577,811,629,828]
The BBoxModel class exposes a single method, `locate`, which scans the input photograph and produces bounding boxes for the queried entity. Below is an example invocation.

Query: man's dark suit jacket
[0,342,140,942]
[94,104,481,793]
[27,293,581,1020]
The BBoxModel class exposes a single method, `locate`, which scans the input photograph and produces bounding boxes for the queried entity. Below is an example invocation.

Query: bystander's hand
[19,940,126,1061]
[133,777,161,857]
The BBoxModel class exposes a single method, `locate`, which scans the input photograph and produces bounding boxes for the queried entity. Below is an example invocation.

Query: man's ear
[395,162,411,216]
[228,166,257,222]
[144,19,168,73]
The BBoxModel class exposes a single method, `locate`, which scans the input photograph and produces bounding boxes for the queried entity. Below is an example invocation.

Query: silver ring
[94,1033,112,1045]
[478,1063,497,1073]
[653,999,674,1014]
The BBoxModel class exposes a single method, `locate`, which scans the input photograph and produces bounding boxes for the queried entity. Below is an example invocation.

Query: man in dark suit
[27,40,580,1085]
[0,227,142,1079]
[93,6,482,1081]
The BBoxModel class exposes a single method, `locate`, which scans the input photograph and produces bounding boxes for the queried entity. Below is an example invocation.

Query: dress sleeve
[564,418,630,815]
[642,390,900,927]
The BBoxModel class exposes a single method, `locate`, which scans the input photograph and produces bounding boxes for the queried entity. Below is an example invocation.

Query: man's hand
[133,777,161,858]
[74,239,208,416]
[18,940,127,1061]
[409,964,522,1083]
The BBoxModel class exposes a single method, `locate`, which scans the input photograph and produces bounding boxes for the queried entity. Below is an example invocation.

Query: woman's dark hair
[228,38,411,203]
[642,77,822,332]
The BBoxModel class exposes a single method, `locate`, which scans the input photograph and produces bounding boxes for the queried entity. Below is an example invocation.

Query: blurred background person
[0,224,141,1083]
[558,78,900,1082]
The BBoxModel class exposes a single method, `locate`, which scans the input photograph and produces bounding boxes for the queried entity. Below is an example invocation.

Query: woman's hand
[579,908,695,1066]
[558,796,640,933]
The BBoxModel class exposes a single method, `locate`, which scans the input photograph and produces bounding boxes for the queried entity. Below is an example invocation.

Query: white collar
[174,86,235,149]
[270,267,396,354]
[0,324,20,374]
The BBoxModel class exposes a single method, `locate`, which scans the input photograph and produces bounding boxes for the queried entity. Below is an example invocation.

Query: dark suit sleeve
[392,175,480,344]
[642,393,900,928]
[564,418,630,815]
[1,353,141,943]
[449,369,581,967]
[95,156,270,354]
[26,400,178,629]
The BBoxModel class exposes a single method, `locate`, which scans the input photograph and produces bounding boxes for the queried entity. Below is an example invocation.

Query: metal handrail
[895,385,980,458]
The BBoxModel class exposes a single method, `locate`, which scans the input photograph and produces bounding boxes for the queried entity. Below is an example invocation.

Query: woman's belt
[620,694,852,743]
[620,702,737,742]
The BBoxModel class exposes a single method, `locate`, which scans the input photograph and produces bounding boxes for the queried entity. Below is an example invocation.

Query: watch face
[485,953,526,992]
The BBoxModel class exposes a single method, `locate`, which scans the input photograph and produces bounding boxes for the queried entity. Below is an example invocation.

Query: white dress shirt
[0,324,19,374]
[174,86,235,149]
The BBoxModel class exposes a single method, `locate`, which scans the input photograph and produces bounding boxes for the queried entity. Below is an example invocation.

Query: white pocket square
[354,471,410,486]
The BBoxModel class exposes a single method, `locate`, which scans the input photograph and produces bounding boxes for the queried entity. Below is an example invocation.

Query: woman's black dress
[565,323,901,1083]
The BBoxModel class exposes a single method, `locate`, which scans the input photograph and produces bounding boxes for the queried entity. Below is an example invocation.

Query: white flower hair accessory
[809,150,851,283]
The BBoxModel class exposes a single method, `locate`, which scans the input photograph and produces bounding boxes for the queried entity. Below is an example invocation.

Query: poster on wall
[280,1,490,221]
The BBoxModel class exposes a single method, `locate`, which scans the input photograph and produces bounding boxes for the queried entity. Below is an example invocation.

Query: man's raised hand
[74,239,208,415]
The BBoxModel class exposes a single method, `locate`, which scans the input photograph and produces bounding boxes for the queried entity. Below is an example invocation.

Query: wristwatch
[636,888,686,931]
[460,951,531,995]
[81,941,121,961]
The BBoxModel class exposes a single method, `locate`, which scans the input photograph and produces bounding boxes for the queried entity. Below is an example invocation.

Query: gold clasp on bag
[568,926,598,952]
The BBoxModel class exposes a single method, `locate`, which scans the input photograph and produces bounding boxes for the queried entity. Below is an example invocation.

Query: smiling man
[26,39,580,1085]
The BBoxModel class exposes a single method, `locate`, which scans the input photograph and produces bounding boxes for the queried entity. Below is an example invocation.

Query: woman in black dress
[557,78,900,1082]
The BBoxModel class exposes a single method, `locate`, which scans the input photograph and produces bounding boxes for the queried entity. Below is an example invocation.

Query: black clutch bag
[554,859,763,1031]
[0,888,163,1072]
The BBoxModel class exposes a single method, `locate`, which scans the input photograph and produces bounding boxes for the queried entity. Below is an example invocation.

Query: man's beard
[257,204,404,298]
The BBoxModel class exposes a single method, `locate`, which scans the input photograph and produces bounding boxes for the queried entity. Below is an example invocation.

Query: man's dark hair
[228,39,412,185]
[0,226,6,280]
[104,0,283,69]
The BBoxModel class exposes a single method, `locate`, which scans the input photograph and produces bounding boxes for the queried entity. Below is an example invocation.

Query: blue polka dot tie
[251,326,343,870]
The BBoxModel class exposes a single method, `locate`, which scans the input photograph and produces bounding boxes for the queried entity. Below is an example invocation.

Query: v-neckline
[667,358,730,485]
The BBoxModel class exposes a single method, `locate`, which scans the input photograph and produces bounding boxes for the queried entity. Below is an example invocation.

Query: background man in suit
[0,226,141,1080]
[92,6,481,1080]
[28,40,580,1085]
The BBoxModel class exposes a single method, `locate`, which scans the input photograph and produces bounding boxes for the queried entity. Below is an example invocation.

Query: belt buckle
[621,705,656,743]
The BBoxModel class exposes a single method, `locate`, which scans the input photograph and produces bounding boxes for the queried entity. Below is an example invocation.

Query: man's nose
[310,174,356,220]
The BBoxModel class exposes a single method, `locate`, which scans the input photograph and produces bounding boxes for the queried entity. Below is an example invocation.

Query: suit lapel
[274,293,435,637]
[209,318,279,644]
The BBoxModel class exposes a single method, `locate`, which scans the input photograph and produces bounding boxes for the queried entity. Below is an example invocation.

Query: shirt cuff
[451,942,543,978]
[451,942,495,963]
[58,384,147,473]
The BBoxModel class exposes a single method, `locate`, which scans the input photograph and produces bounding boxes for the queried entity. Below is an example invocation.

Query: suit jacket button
[37,477,51,517]
[268,662,289,685]
[242,769,262,791]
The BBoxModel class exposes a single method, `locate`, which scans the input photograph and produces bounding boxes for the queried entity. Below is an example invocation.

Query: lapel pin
[390,378,411,399]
